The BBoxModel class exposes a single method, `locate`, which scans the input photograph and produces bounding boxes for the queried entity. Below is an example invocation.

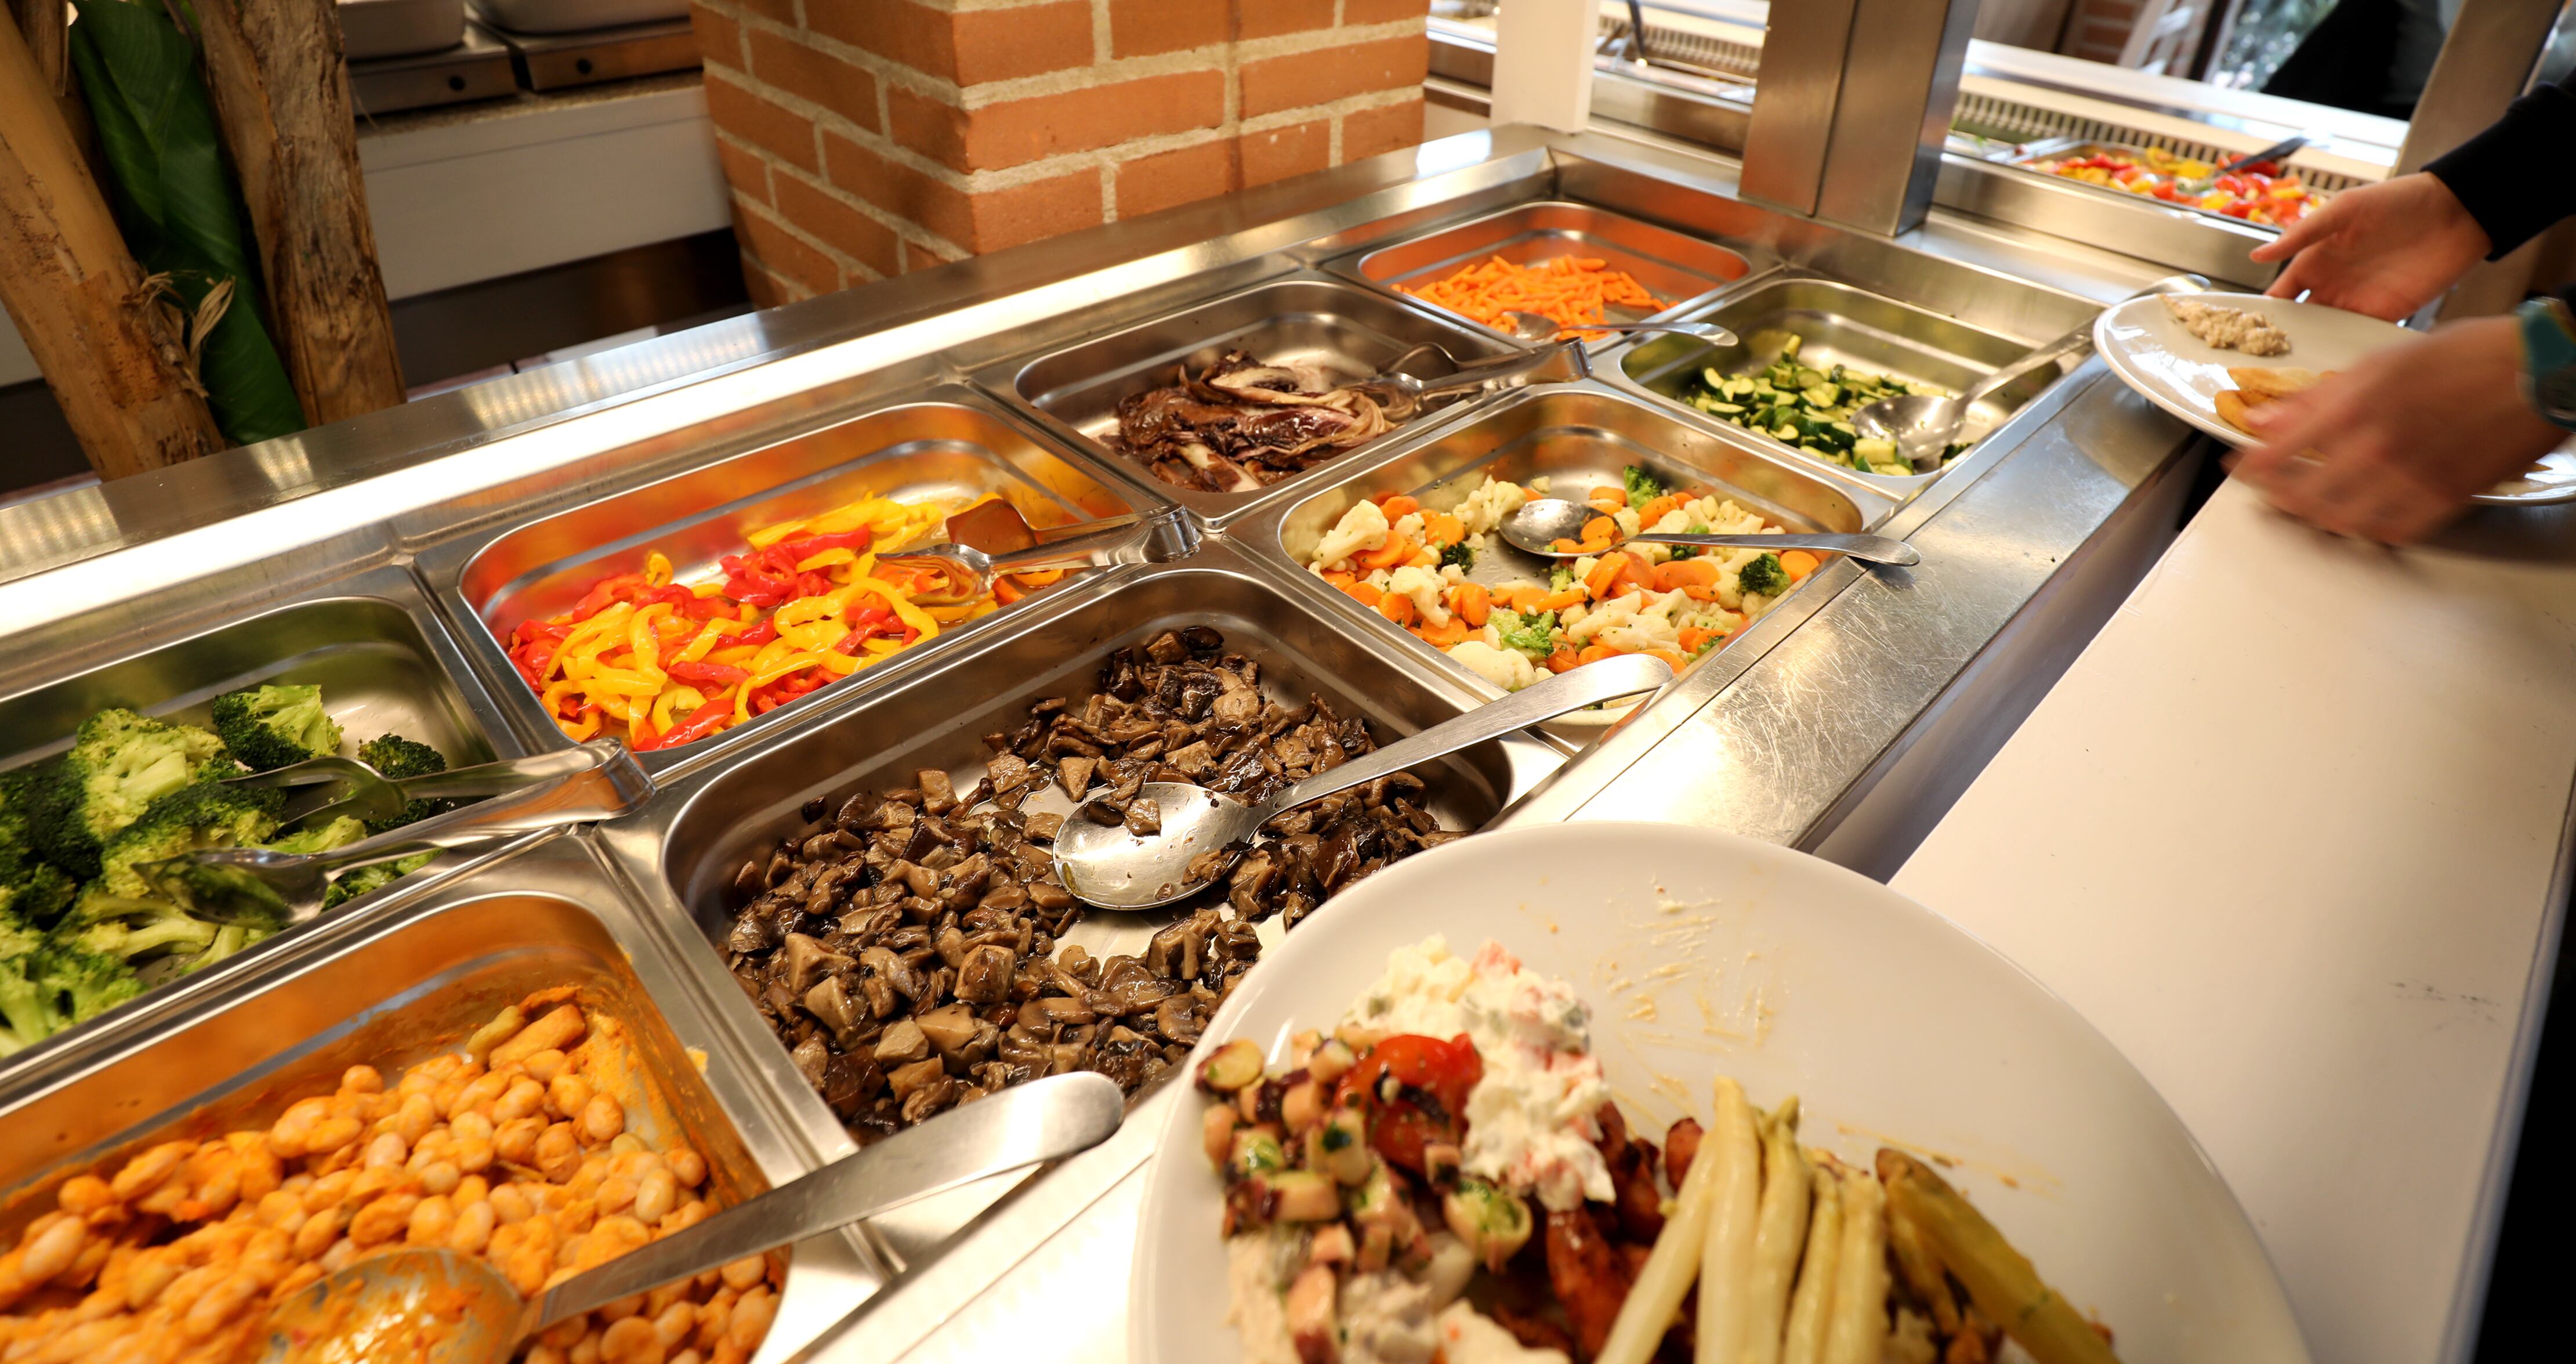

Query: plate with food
[2094,292,2576,504]
[1129,822,2309,1364]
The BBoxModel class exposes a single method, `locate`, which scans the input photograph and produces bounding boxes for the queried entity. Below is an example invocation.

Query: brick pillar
[690,1,1433,307]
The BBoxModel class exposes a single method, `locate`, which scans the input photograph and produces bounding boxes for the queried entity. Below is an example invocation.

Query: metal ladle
[1499,310,1740,348]
[1498,497,1921,568]
[258,1072,1124,1364]
[1850,273,2208,472]
[1052,653,1674,910]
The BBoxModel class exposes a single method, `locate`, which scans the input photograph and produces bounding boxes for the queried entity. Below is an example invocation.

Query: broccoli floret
[2,934,146,1054]
[210,683,343,772]
[356,735,451,834]
[264,816,368,855]
[0,864,74,927]
[92,780,284,902]
[28,709,234,878]
[1495,610,1559,659]
[1737,552,1791,599]
[323,853,434,910]
[1622,464,1666,509]
[1438,541,1476,572]
[57,893,222,963]
[1549,566,1575,593]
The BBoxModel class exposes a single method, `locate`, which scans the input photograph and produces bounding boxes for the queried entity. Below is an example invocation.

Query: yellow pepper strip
[676,617,744,664]
[795,547,858,572]
[627,603,672,682]
[650,685,707,733]
[644,551,674,586]
[733,653,828,722]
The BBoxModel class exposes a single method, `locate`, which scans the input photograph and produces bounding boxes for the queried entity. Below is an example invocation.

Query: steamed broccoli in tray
[211,683,344,772]
[355,734,452,834]
[1737,552,1792,599]
[0,680,466,1063]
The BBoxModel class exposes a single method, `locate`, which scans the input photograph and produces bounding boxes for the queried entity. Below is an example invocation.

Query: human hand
[2248,173,2490,321]
[2230,317,2563,543]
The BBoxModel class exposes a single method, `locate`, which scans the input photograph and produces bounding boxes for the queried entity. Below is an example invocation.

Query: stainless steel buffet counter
[0,125,2215,1361]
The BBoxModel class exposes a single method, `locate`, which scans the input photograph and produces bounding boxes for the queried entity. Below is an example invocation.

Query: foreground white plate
[1129,822,2310,1364]
[2095,292,2576,505]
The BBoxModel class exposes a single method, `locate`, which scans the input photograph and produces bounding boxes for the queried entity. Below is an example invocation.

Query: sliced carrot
[1780,549,1820,582]
[1579,515,1617,544]
[1575,643,1620,665]
[1552,538,1584,553]
[1507,586,1548,613]
[1338,579,1384,607]
[1682,584,1719,603]
[1355,534,1415,571]
[1653,559,1722,593]
[1584,553,1632,598]
[1424,511,1466,546]
[1637,494,1680,526]
[1644,647,1690,672]
[1377,592,1417,626]
[1323,570,1358,587]
[1381,494,1422,520]
[1418,617,1470,647]
[1677,627,1713,655]
[1451,582,1491,628]
[1539,588,1585,612]
[1545,646,1579,674]
[1590,485,1626,505]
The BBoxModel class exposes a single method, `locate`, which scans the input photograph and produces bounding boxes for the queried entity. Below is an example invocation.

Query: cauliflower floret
[1447,641,1538,692]
[1527,476,1553,495]
[1392,511,1426,545]
[1561,592,1638,645]
[1311,500,1389,570]
[1455,477,1532,536]
[1386,565,1451,625]
[1440,563,1469,586]
[1592,589,1689,653]
[1613,506,1643,538]
[1571,555,1599,583]
[1366,568,1396,591]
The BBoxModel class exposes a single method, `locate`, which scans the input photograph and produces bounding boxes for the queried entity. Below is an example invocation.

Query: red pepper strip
[734,618,779,649]
[636,584,698,610]
[778,529,873,559]
[679,593,733,622]
[566,573,647,623]
[846,603,895,629]
[794,571,835,599]
[635,690,737,751]
[666,659,749,687]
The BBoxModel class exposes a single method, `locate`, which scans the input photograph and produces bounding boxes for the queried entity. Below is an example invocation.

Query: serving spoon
[1498,497,1921,568]
[258,1072,1124,1364]
[1053,653,1673,910]
[876,503,1200,605]
[1850,273,2207,471]
[1498,310,1740,348]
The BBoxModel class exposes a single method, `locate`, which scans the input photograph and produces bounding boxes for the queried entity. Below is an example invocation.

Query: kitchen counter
[1894,479,2576,1364]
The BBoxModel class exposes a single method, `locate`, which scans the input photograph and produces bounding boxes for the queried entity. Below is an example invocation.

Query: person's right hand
[2249,172,2491,321]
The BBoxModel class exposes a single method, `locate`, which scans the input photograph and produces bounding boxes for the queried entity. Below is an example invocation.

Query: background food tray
[451,393,1142,770]
[1336,200,1761,340]
[1619,277,2063,485]
[1002,274,1521,524]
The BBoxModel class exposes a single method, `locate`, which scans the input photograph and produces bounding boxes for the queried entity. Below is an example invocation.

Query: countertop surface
[1894,477,2576,1364]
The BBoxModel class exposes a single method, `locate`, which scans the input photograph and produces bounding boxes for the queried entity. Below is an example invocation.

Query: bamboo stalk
[0,10,223,478]
[190,0,404,426]
[6,0,64,93]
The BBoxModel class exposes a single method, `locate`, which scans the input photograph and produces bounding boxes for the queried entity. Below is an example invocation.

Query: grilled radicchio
[1111,350,1392,493]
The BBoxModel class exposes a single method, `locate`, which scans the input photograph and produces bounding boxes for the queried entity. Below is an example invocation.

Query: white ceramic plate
[1128,822,2311,1364]
[2094,292,2576,505]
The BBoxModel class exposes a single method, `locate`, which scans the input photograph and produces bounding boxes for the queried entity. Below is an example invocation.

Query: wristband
[2521,296,2576,431]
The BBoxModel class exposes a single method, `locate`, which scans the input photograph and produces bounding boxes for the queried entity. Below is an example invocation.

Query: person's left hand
[2231,316,2566,544]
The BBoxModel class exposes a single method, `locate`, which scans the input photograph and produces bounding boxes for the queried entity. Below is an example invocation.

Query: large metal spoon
[1851,274,2207,472]
[1498,497,1921,567]
[258,1072,1124,1364]
[1053,653,1674,910]
[1499,310,1740,348]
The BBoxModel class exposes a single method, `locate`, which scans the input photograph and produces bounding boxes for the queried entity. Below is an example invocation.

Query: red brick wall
[691,1,1433,306]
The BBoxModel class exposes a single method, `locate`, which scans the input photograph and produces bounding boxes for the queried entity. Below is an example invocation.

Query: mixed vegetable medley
[1201,936,2122,1364]
[1678,335,1959,476]
[501,493,1066,752]
[1305,466,1813,693]
[0,996,782,1364]
[2030,146,2320,226]
[2,688,453,1058]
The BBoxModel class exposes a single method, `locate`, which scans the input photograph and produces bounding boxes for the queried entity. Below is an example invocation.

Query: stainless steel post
[1811,0,1982,236]
[1737,0,1862,216]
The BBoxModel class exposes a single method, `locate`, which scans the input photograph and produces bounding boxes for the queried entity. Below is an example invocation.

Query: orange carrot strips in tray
[1401,255,1671,340]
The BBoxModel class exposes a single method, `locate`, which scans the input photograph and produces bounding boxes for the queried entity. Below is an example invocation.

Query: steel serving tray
[998,273,1526,526]
[622,549,1562,1278]
[445,391,1148,777]
[0,834,879,1363]
[1615,276,2071,492]
[1265,382,1895,724]
[1333,200,1765,342]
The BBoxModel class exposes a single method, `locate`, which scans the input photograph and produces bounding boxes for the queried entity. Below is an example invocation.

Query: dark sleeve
[2423,69,2576,258]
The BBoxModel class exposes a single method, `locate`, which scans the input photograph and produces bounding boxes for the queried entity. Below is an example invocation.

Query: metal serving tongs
[2178,133,2313,193]
[224,740,636,827]
[1351,339,1595,420]
[874,501,1201,606]
[148,739,653,925]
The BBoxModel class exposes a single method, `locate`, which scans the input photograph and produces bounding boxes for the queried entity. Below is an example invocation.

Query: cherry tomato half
[1334,1033,1484,1175]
